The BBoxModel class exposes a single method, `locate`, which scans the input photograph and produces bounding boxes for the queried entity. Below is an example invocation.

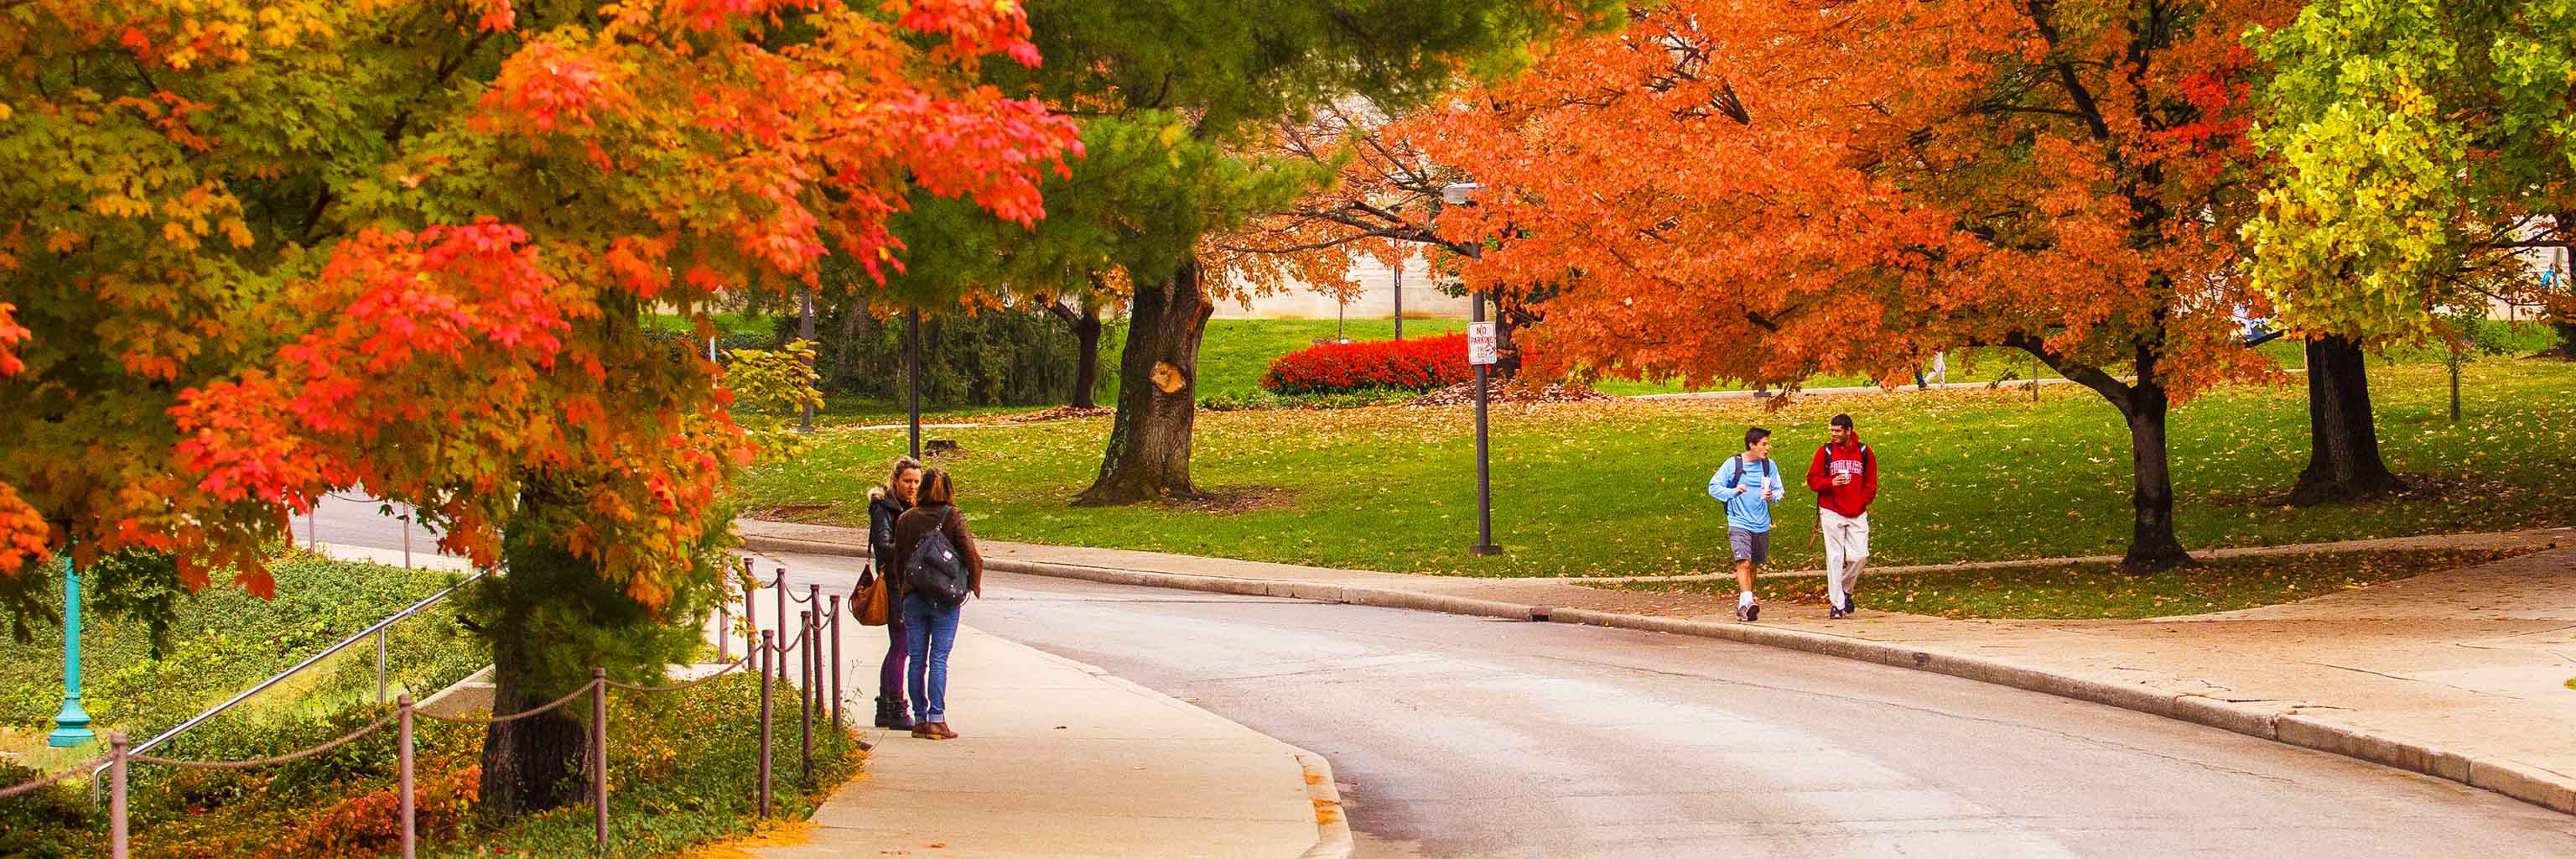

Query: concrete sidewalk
[740,518,2576,817]
[743,555,1339,859]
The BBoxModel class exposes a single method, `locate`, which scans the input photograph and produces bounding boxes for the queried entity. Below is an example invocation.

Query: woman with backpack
[863,456,923,730]
[891,467,984,739]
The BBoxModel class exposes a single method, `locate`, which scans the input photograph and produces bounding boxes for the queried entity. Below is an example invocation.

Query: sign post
[1465,315,1501,556]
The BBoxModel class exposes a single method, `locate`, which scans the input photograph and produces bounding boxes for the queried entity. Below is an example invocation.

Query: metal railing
[11,564,853,857]
[127,569,491,762]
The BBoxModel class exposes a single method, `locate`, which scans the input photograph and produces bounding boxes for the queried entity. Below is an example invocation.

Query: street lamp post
[906,306,922,459]
[1392,263,1405,341]
[1443,183,1502,556]
[798,285,817,434]
[48,551,95,747]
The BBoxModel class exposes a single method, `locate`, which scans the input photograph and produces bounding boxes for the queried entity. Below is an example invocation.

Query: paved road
[302,493,448,561]
[307,513,2573,858]
[748,550,2572,859]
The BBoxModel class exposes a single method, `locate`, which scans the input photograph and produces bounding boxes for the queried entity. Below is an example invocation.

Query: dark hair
[1743,427,1771,449]
[917,468,955,506]
[1831,414,1854,430]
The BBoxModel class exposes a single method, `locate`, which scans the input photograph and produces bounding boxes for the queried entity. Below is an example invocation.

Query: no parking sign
[1467,322,1498,365]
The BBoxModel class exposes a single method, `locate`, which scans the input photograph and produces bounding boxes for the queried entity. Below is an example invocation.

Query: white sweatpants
[1820,509,1870,608]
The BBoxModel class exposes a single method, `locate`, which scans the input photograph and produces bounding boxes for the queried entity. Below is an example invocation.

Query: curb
[740,533,2576,818]
[1289,747,1354,859]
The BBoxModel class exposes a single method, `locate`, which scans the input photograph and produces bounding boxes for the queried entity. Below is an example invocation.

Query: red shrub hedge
[1262,333,1472,395]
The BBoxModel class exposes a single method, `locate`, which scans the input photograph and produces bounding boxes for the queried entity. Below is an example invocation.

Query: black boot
[875,695,914,730]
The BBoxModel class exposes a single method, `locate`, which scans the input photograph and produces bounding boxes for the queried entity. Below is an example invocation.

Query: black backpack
[905,510,974,607]
[1722,455,1777,490]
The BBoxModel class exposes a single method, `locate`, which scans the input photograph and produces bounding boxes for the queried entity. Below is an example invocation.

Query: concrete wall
[1213,254,1472,320]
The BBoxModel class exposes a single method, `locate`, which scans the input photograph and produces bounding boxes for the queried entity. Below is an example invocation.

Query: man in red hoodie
[1805,414,1878,618]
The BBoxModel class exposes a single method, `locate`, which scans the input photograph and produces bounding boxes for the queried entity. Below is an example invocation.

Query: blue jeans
[900,591,961,724]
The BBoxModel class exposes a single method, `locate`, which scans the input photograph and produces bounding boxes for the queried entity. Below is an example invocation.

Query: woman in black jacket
[865,456,923,729]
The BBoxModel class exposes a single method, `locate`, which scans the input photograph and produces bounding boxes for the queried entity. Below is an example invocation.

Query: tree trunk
[2291,334,2401,504]
[1051,300,1105,409]
[1077,258,1213,505]
[476,592,587,825]
[2119,383,2193,572]
[2014,338,2193,573]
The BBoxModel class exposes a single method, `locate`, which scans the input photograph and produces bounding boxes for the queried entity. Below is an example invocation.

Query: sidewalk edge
[1288,747,1355,859]
[740,531,2576,818]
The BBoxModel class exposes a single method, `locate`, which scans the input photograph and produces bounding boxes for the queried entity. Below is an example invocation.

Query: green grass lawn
[740,357,2576,579]
[1596,547,2530,619]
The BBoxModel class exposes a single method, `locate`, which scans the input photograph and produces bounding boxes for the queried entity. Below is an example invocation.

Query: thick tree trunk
[477,638,587,825]
[1076,258,1213,505]
[2015,338,2194,572]
[2120,383,2193,572]
[1051,300,1105,409]
[2291,335,2401,504]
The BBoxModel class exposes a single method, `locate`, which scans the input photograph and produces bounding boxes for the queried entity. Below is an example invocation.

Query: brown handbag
[853,565,891,627]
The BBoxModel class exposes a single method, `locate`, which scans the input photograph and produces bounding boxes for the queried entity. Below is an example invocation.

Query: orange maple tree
[1404,0,2294,569]
[6,0,1077,812]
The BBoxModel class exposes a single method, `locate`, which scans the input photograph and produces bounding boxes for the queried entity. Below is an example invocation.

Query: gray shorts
[1728,527,1770,565]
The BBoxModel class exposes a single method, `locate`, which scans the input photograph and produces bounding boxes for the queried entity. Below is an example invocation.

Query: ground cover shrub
[7,672,857,859]
[1,554,475,739]
[1595,547,2531,618]
[1263,333,1470,396]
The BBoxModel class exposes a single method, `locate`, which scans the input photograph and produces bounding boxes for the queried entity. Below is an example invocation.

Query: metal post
[48,552,95,747]
[377,627,389,705]
[828,594,844,728]
[806,584,822,719]
[401,513,412,570]
[1393,262,1404,341]
[591,667,608,851]
[798,609,813,787]
[740,559,756,662]
[108,731,128,859]
[906,306,922,459]
[398,695,416,859]
[1468,289,1500,556]
[758,631,773,817]
[773,570,788,683]
[798,285,817,434]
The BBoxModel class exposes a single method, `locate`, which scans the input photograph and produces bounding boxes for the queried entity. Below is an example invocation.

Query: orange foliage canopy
[1408,0,2288,396]
[0,0,1080,606]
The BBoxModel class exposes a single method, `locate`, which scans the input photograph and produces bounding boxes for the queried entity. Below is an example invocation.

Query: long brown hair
[917,468,955,506]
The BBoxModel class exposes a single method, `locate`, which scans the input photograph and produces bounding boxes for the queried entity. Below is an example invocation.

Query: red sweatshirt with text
[1805,436,1878,518]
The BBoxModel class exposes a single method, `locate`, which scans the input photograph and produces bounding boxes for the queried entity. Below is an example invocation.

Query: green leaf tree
[2246,0,2576,500]
[879,1,1624,504]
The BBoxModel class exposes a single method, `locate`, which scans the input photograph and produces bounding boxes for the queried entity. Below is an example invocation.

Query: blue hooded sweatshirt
[1707,455,1784,533]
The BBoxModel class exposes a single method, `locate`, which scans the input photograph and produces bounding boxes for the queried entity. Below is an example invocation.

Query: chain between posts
[6,561,843,857]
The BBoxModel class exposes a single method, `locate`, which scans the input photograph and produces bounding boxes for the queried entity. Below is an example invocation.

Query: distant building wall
[1213,254,1472,320]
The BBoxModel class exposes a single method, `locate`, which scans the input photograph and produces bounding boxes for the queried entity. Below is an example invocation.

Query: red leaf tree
[2,0,1074,817]
[1409,0,2293,570]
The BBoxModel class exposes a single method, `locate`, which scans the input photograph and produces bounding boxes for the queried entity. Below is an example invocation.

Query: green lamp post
[47,551,94,747]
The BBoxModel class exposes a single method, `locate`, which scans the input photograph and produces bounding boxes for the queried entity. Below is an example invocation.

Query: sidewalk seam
[740,531,2576,819]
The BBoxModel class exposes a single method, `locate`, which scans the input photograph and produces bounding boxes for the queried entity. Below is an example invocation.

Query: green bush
[787,305,1118,407]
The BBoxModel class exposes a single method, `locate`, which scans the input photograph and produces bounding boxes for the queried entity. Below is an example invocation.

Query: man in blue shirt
[1708,427,1786,622]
